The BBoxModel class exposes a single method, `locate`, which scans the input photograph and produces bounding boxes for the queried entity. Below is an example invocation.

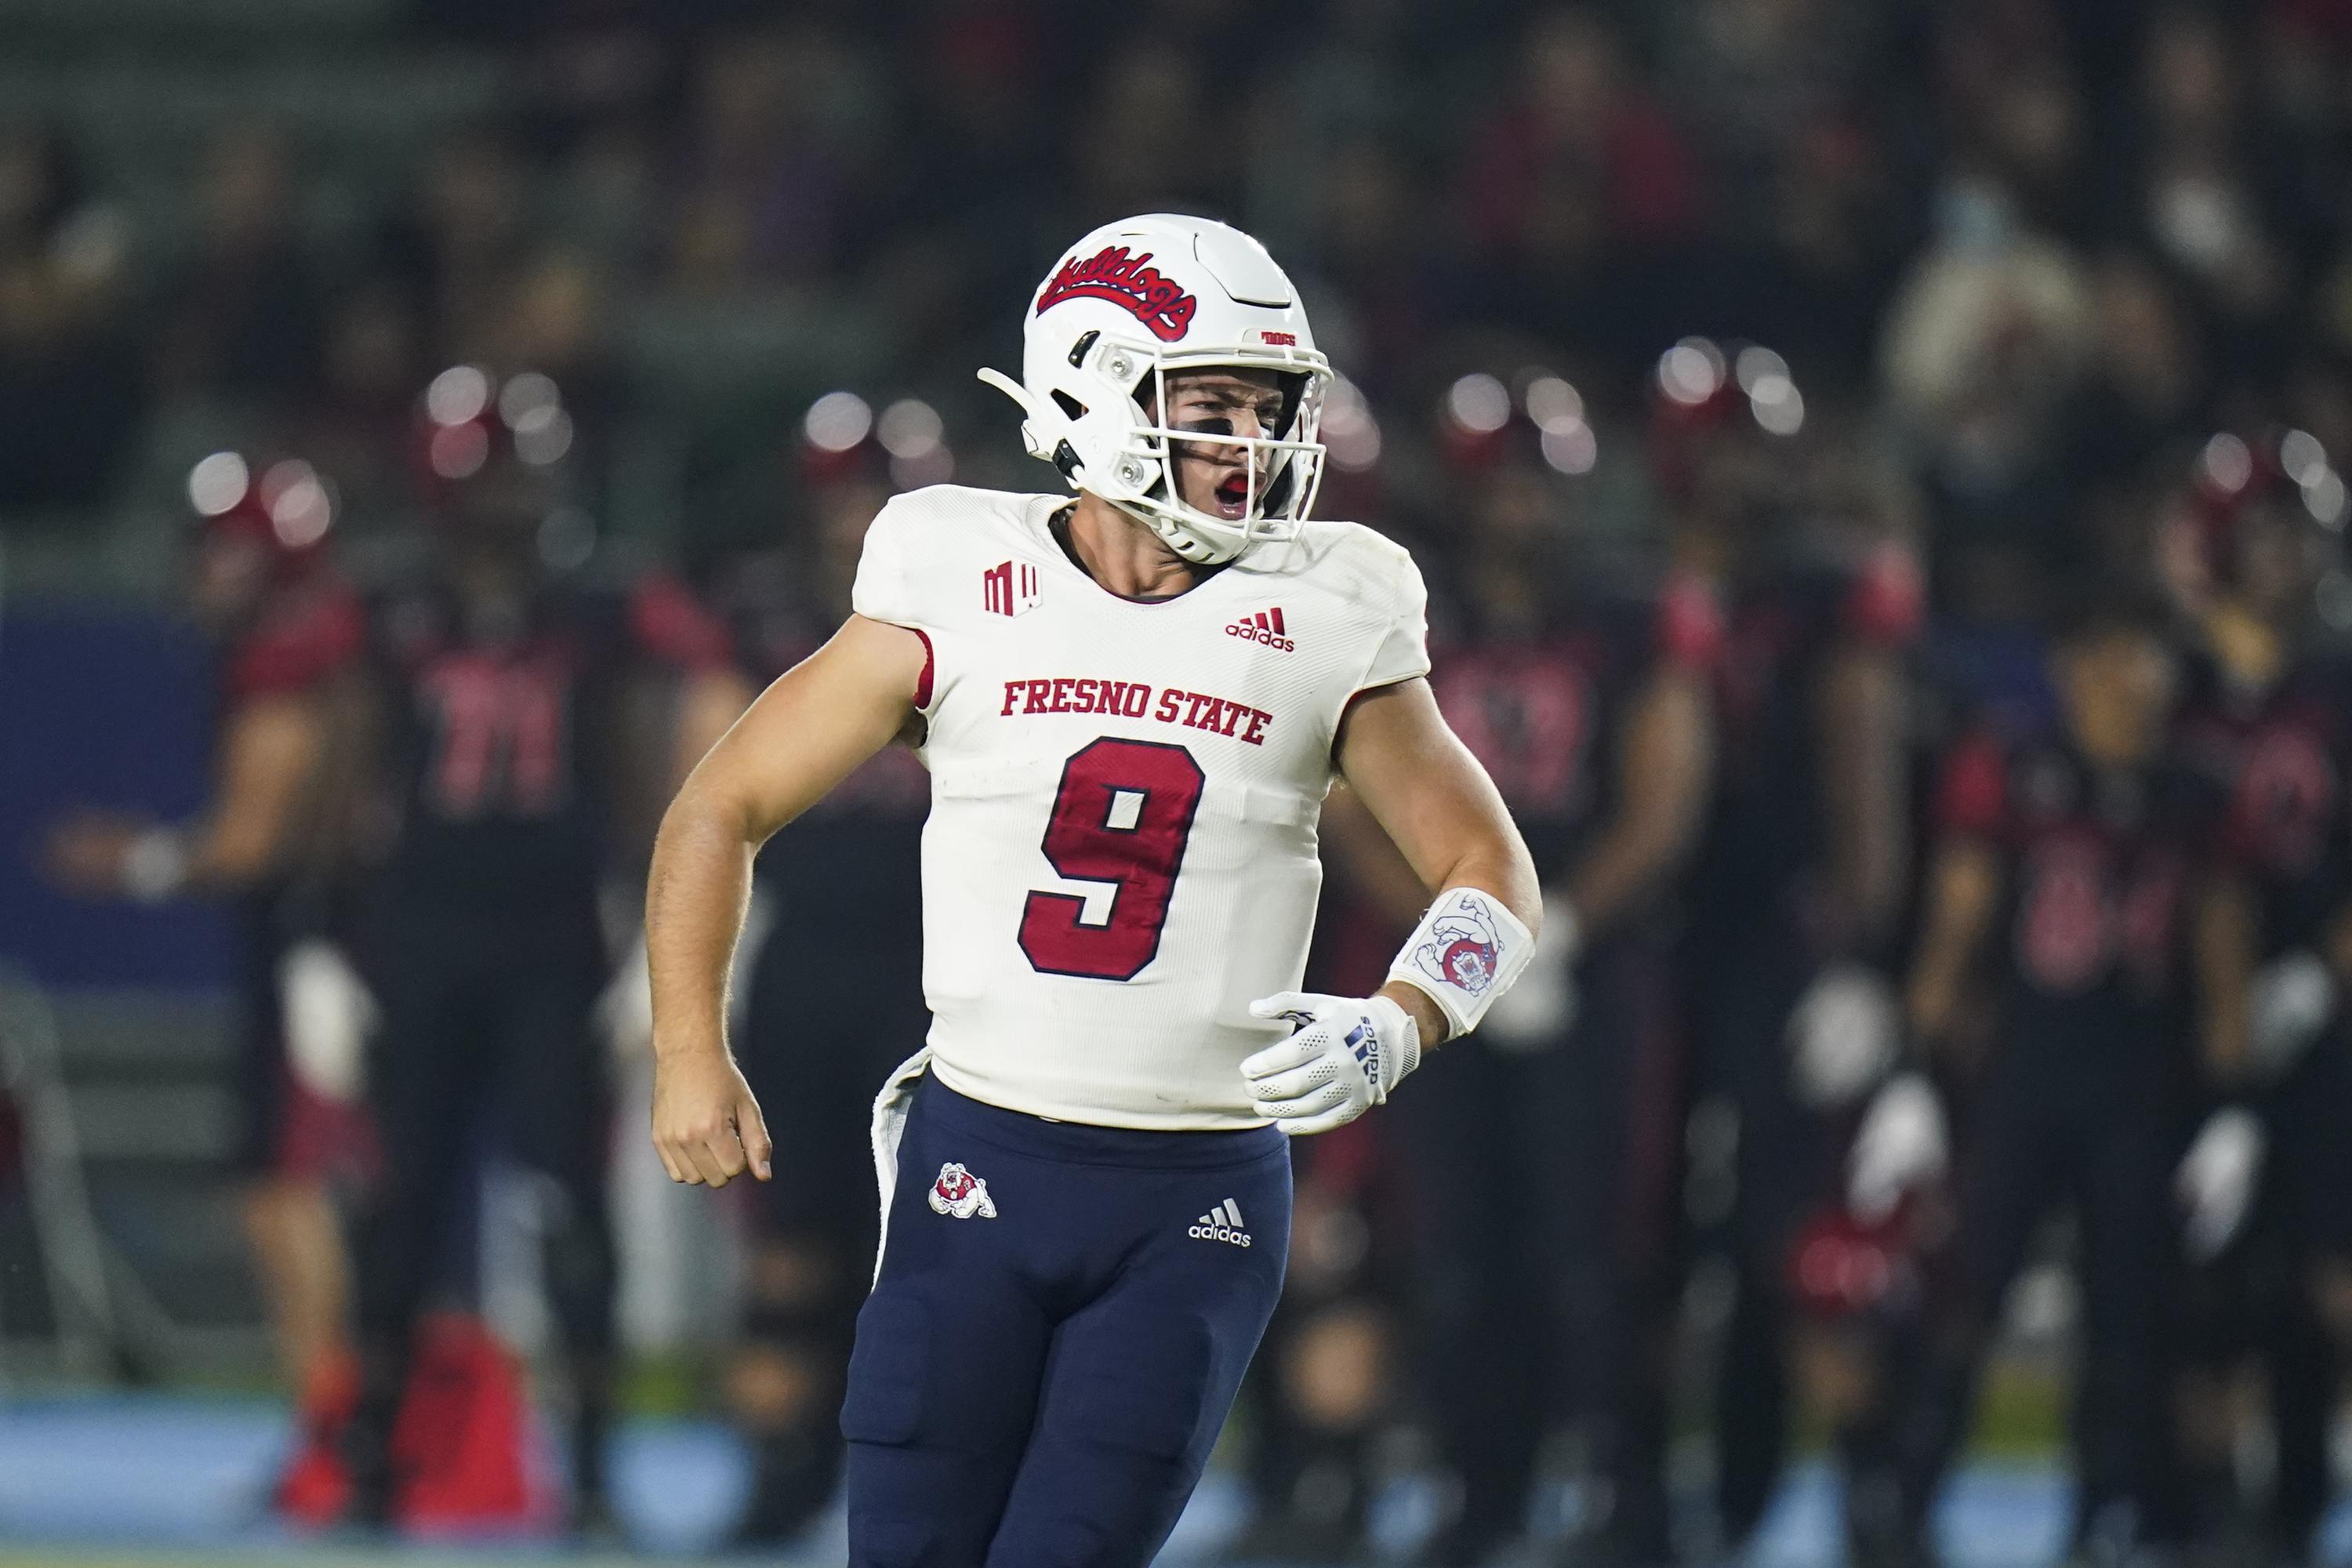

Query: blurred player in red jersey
[45,452,368,1417]
[709,426,930,1545]
[1661,350,1926,1558]
[1877,586,2222,1566]
[1370,394,1717,1568]
[334,368,748,1537]
[2165,434,2352,1562]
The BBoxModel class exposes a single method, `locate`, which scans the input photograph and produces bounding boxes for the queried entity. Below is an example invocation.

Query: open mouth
[1213,473,1250,519]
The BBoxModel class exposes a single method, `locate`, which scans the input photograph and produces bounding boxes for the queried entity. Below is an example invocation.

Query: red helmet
[412,364,576,499]
[1645,336,1805,502]
[187,450,336,577]
[1433,368,1599,478]
[797,389,957,492]
[2183,429,2346,583]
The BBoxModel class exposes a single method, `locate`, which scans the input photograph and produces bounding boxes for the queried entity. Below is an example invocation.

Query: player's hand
[42,811,146,896]
[2177,1105,2266,1264]
[1789,963,1902,1109]
[1847,1072,1947,1221]
[1242,991,1421,1136]
[651,1047,772,1187]
[2249,949,2336,1080]
[1478,893,1581,1053]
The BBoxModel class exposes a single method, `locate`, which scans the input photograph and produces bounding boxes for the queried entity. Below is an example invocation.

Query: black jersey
[2180,652,2352,959]
[363,570,731,909]
[1933,722,2220,1047]
[1428,565,1721,880]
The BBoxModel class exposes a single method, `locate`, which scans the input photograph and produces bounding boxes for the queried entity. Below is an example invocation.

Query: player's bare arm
[46,690,329,898]
[1831,831,1994,1219]
[1236,677,1540,1134]
[1905,836,2002,1053]
[2194,873,2260,1087]
[646,614,925,1188]
[1333,675,1541,1039]
[1565,664,1714,939]
[1818,641,1911,952]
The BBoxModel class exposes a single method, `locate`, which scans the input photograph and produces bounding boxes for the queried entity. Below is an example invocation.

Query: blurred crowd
[16,0,2352,1565]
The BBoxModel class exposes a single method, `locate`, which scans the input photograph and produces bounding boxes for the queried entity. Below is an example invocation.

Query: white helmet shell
[978,213,1333,564]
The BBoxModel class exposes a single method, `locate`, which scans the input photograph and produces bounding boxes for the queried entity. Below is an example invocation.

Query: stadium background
[2,0,2351,1563]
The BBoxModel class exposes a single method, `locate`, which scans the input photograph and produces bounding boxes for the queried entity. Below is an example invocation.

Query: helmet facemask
[985,332,1334,566]
[1112,349,1329,563]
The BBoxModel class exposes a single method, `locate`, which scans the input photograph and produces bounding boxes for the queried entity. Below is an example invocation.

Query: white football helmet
[979,213,1333,564]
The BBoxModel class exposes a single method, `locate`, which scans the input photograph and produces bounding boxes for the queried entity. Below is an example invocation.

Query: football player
[647,214,1541,1566]
[45,454,367,1417]
[335,368,748,1535]
[2168,434,2352,1562]
[1875,588,2215,1564]
[1664,363,1925,1552]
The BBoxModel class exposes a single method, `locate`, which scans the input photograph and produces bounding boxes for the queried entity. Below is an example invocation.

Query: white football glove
[1242,991,1421,1136]
[1478,894,1582,1053]
[278,938,376,1105]
[1847,1073,1947,1222]
[2177,1106,2267,1263]
[1789,964,1902,1109]
[2249,949,2336,1081]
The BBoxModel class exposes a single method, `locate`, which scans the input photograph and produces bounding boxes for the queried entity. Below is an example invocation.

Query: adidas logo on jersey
[1225,608,1294,652]
[1188,1199,1252,1247]
[983,560,1042,618]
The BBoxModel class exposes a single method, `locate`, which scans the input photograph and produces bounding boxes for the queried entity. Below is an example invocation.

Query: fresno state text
[1000,676,1276,747]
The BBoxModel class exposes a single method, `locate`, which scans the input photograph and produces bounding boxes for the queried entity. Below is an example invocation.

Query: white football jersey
[851,485,1429,1130]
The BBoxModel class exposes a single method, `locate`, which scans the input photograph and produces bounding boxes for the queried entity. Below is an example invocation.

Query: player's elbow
[191,819,284,889]
[659,758,766,854]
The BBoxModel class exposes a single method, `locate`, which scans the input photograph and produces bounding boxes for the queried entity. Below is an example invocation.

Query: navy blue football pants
[844,1074,1290,1567]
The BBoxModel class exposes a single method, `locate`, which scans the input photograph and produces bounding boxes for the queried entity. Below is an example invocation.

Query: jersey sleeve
[1358,543,1432,691]
[851,499,919,628]
[848,495,941,711]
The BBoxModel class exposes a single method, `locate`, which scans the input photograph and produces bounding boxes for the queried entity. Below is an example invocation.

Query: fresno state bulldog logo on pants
[927,1161,998,1219]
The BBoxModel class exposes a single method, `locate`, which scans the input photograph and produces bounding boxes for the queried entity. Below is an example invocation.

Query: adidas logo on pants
[1188,1200,1252,1247]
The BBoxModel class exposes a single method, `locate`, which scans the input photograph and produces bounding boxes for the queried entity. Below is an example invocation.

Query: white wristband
[1386,886,1537,1040]
[121,829,190,904]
